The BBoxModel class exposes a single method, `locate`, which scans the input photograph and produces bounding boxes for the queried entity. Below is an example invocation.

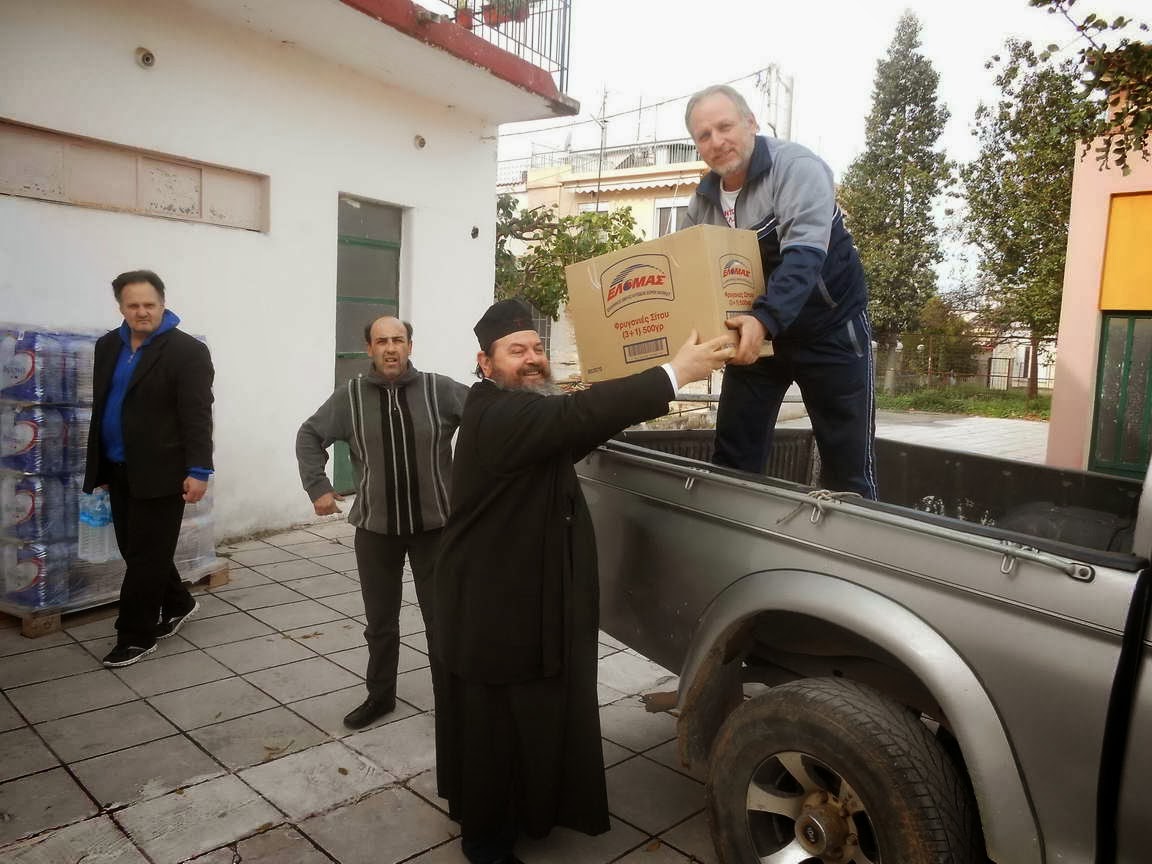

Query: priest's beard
[490,364,556,395]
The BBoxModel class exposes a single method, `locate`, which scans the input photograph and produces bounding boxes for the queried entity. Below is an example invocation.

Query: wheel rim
[743,750,881,864]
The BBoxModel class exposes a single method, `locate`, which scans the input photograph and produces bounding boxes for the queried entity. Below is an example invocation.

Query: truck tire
[706,677,982,864]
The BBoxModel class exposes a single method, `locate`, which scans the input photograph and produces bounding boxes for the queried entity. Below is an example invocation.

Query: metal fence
[497,138,701,188]
[427,0,571,92]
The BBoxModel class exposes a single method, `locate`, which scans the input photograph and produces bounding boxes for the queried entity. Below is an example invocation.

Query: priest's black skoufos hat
[475,298,536,353]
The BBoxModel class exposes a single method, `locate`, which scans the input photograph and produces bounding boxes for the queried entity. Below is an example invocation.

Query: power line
[498,67,770,138]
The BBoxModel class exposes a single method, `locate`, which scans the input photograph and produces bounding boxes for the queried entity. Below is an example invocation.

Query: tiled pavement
[0,518,713,864]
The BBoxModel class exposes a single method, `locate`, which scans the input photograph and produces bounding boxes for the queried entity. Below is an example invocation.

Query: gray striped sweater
[296,363,469,535]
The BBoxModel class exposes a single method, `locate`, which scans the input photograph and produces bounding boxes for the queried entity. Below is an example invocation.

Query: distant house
[498,138,707,379]
[0,0,577,535]
[1047,143,1152,478]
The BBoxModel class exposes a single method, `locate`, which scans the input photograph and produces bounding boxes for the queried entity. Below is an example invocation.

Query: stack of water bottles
[0,323,220,615]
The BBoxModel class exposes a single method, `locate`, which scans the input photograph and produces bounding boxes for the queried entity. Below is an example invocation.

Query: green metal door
[333,195,402,493]
[1090,314,1152,478]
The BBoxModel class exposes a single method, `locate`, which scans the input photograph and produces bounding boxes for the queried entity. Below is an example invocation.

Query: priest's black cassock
[433,365,676,851]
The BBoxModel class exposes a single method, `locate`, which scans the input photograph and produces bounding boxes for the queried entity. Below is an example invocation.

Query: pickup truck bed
[582,430,1151,864]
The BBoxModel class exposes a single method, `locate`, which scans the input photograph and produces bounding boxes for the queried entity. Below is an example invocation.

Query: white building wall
[0,0,498,538]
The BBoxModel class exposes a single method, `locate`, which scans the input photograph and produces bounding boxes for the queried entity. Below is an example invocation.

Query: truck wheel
[706,677,981,864]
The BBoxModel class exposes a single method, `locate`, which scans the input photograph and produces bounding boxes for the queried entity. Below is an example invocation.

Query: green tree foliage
[962,39,1091,398]
[903,296,980,378]
[839,11,952,350]
[494,194,641,320]
[1029,0,1151,173]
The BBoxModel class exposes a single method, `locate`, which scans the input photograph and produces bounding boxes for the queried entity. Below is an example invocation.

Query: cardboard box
[564,224,771,383]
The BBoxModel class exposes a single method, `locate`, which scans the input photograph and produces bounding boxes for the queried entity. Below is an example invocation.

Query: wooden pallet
[1,561,230,638]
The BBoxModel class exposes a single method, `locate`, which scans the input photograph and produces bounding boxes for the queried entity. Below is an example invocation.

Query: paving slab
[200,824,332,864]
[319,591,366,618]
[606,756,704,835]
[253,558,341,582]
[189,592,243,618]
[217,582,308,610]
[249,599,345,631]
[113,649,233,697]
[190,706,329,770]
[307,521,358,540]
[288,571,361,599]
[597,652,677,697]
[516,817,647,864]
[344,712,437,780]
[399,604,427,636]
[240,740,393,820]
[37,700,177,762]
[284,539,353,559]
[615,839,696,863]
[208,566,274,591]
[245,656,362,703]
[148,676,278,730]
[315,550,358,572]
[71,733,224,808]
[599,700,678,753]
[116,774,281,864]
[0,814,148,863]
[227,547,303,567]
[287,619,366,654]
[205,633,318,674]
[179,612,275,648]
[397,666,435,712]
[603,738,634,769]
[660,812,717,864]
[0,767,98,846]
[643,740,707,782]
[0,643,101,689]
[0,694,23,732]
[0,626,72,658]
[0,726,58,782]
[63,615,118,641]
[264,529,326,547]
[6,667,137,723]
[300,786,457,864]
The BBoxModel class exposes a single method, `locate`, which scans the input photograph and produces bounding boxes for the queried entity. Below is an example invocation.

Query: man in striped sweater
[296,316,469,729]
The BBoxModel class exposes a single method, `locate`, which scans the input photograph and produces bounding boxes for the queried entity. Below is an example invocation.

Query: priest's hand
[668,330,736,388]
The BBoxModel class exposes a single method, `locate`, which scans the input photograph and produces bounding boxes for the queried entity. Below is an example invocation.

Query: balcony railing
[497,138,702,187]
[427,0,571,93]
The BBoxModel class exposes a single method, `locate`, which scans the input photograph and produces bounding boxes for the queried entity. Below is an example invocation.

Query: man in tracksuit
[296,316,469,729]
[684,84,877,499]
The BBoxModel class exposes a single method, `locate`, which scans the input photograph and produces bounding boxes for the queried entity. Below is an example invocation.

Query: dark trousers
[107,464,192,646]
[354,527,443,703]
[714,310,878,499]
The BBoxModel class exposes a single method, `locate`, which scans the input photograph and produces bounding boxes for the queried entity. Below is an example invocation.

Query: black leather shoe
[343,696,396,730]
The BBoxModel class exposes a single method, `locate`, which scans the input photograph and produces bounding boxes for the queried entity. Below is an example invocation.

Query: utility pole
[594,88,608,210]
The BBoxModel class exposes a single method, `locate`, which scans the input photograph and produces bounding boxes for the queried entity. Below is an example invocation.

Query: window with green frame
[1090,313,1152,478]
[333,195,402,492]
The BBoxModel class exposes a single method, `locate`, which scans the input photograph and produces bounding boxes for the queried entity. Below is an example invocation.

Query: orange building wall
[1047,156,1152,469]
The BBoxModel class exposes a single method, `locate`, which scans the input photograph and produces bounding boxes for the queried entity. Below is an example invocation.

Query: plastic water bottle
[1,474,70,542]
[77,487,115,563]
[63,336,97,405]
[61,407,92,474]
[1,406,66,474]
[0,329,65,404]
[0,540,70,610]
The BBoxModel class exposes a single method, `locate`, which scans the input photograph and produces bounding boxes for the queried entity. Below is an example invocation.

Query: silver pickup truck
[579,430,1151,864]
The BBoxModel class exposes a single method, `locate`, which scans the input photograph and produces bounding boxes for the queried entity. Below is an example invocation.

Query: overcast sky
[497,0,1139,180]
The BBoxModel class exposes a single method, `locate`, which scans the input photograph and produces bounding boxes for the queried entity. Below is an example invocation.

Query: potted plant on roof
[454,0,475,30]
[481,0,530,27]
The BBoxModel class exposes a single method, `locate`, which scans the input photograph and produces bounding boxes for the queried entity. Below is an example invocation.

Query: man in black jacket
[433,298,734,864]
[83,270,214,667]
